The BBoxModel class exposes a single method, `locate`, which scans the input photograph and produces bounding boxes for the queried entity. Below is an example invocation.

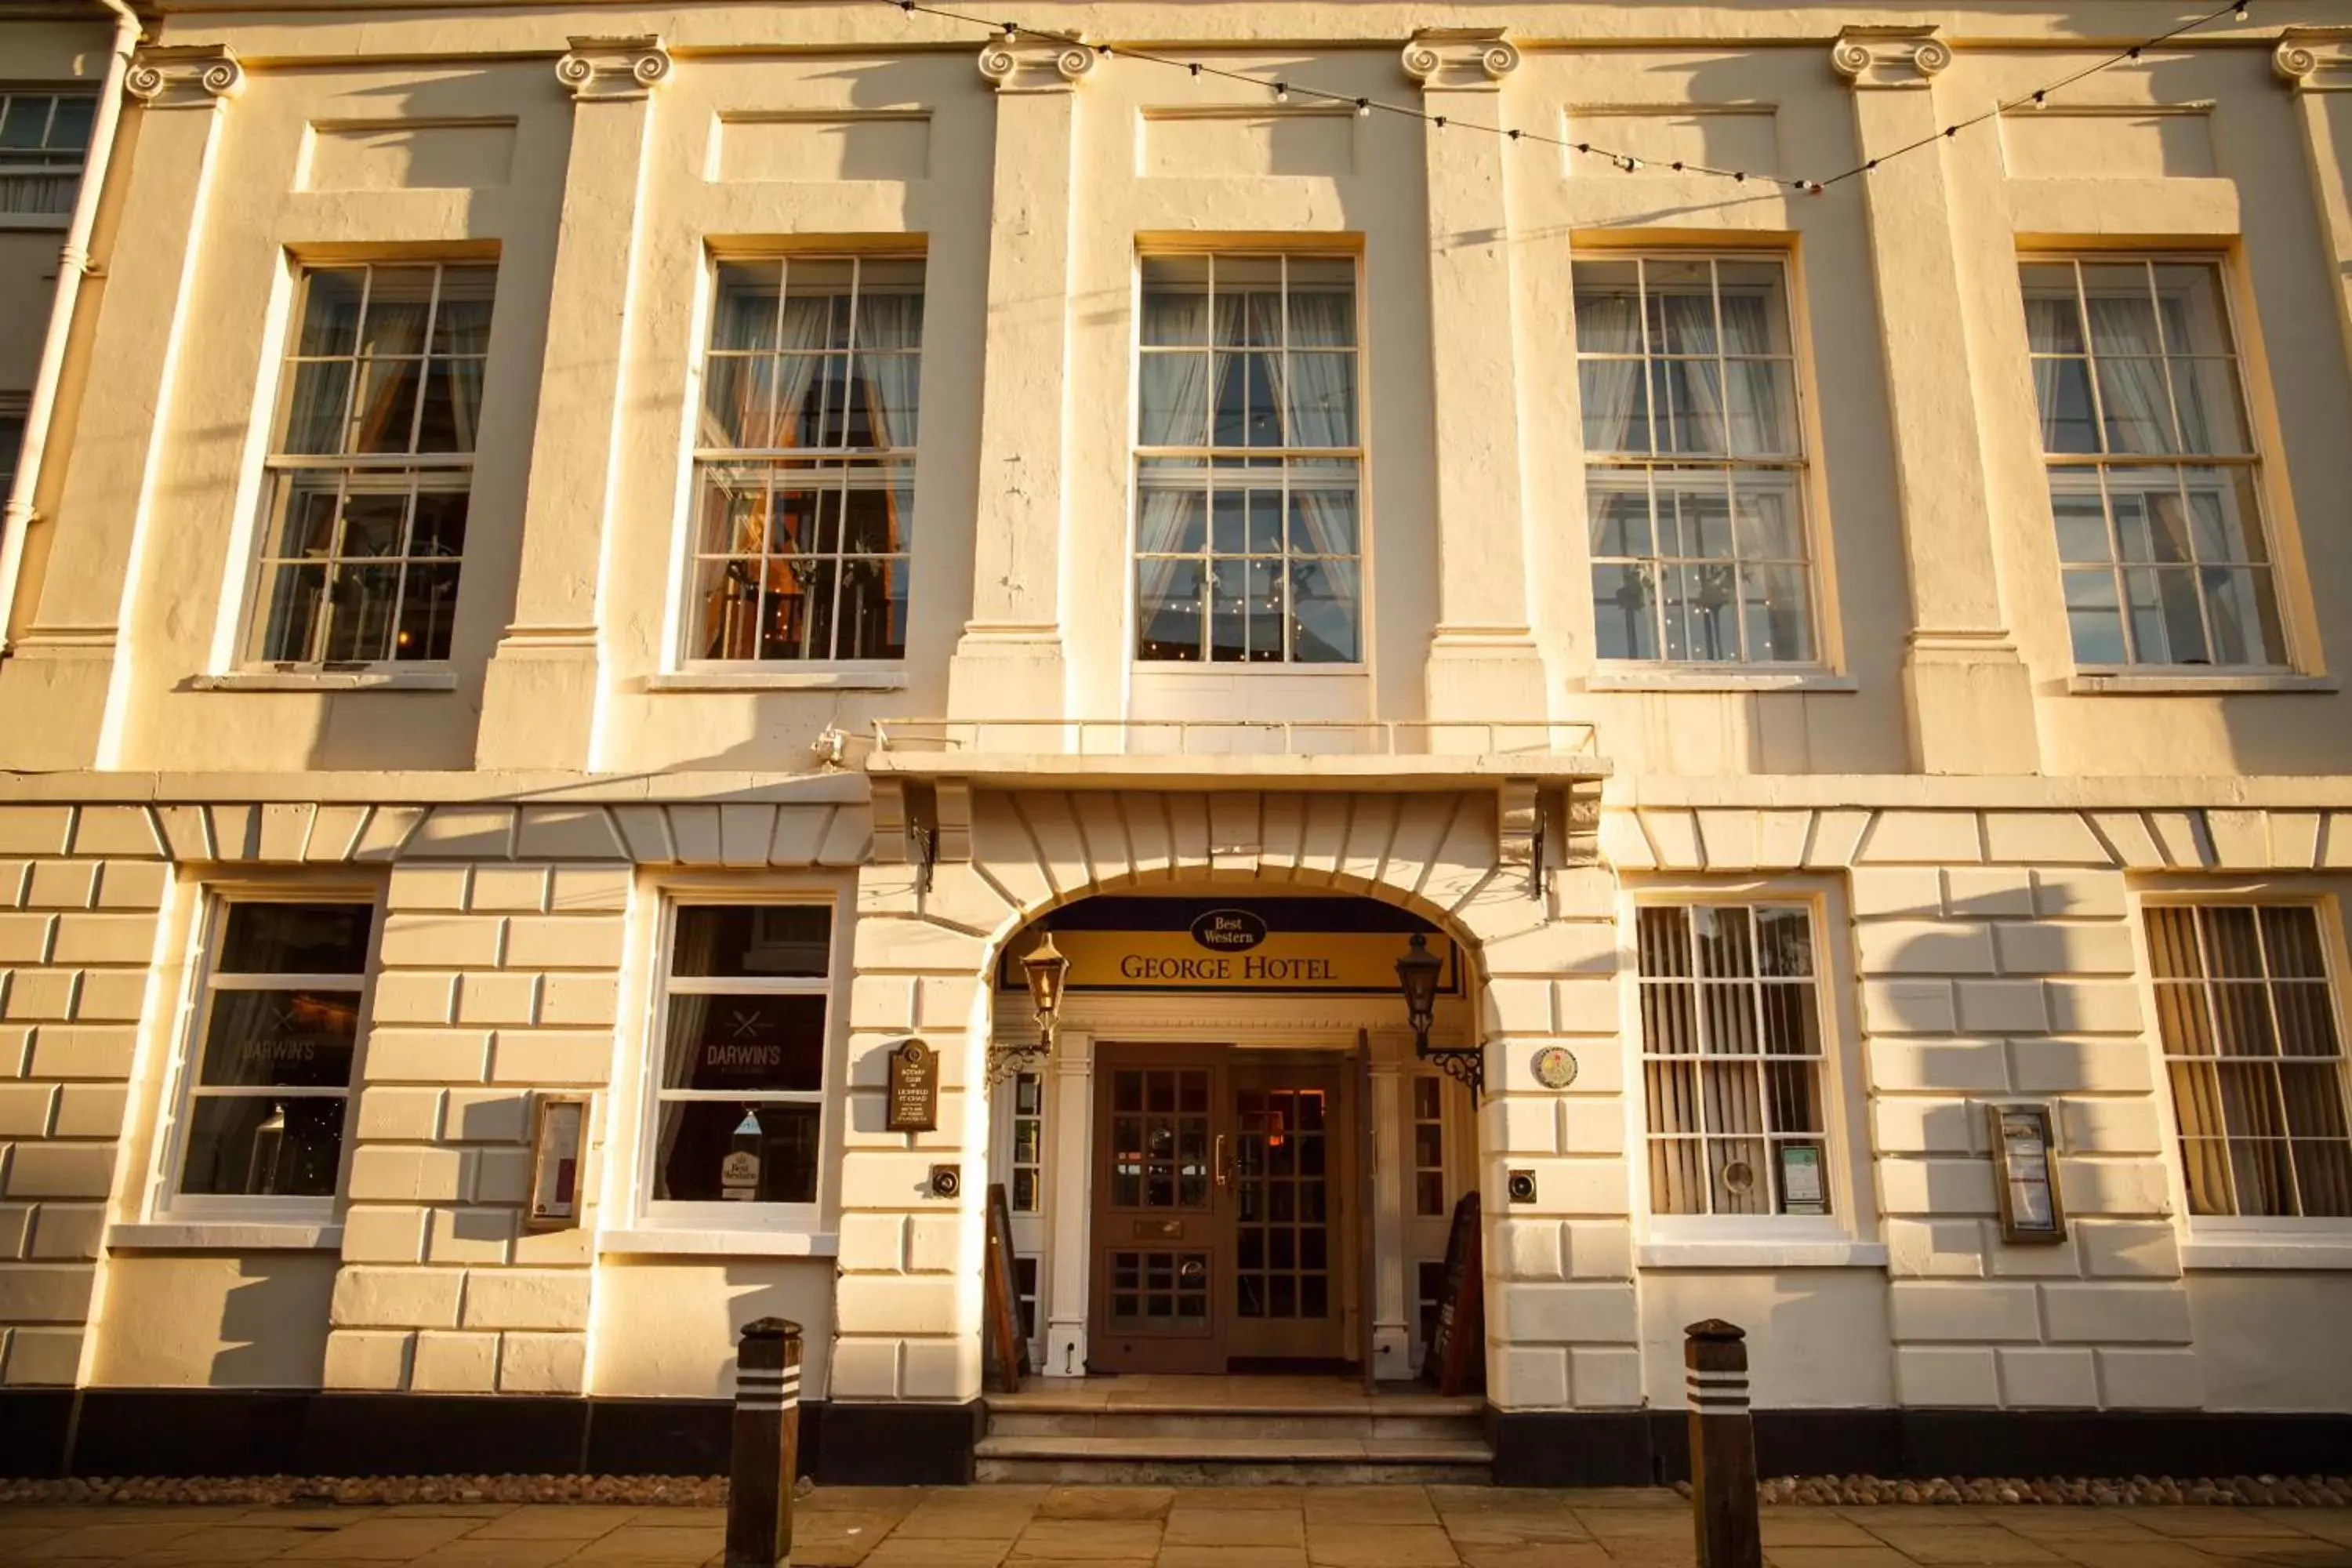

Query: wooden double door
[1089,1044,1363,1374]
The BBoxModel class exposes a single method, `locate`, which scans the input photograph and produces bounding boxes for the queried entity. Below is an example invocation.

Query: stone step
[972,1433,1494,1486]
[985,1410,1486,1440]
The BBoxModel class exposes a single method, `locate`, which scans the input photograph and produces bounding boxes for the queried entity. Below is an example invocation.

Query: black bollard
[1686,1319,1761,1568]
[726,1316,804,1568]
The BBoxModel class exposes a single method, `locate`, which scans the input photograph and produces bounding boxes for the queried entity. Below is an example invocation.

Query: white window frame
[671,249,925,676]
[149,885,381,1226]
[1622,883,1871,1258]
[1128,247,1372,670]
[1571,249,1825,670]
[630,887,850,1236]
[0,91,96,230]
[2017,252,2289,676]
[2137,884,2352,1252]
[238,257,495,673]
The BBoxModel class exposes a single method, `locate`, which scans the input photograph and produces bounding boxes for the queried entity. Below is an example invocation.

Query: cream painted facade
[1,0,2350,1483]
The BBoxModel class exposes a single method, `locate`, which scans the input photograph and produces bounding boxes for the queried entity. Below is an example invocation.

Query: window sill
[597,1227,840,1258]
[1585,670,1856,694]
[648,670,908,693]
[1637,1240,1887,1269]
[194,670,458,693]
[0,214,72,232]
[107,1221,345,1252]
[2066,672,2337,696]
[1129,664,1369,677]
[2181,1236,2352,1270]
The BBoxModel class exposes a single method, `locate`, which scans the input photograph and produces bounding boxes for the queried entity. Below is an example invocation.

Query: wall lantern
[1396,931,1483,1099]
[991,928,1068,1087]
[1022,930,1068,1046]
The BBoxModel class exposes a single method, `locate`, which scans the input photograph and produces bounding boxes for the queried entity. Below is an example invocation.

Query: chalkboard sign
[984,1182,1029,1393]
[887,1039,939,1133]
[1423,1192,1485,1396]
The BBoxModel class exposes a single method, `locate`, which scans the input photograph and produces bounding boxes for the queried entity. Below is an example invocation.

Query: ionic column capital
[125,45,245,110]
[978,35,1097,93]
[2274,27,2352,89]
[1402,29,1520,93]
[1831,26,1951,90]
[555,36,672,100]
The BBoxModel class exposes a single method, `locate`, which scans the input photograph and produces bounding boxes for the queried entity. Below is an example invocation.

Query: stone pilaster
[943,38,1096,727]
[2273,31,2352,418]
[473,38,671,770]
[1833,27,2041,776]
[1403,31,1552,735]
[0,47,243,769]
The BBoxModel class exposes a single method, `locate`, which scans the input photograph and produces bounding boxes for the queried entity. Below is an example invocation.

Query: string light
[892,0,2248,195]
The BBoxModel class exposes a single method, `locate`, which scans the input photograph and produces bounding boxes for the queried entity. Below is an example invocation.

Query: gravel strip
[1,1472,2347,1508]
[1725,1475,2352,1506]
[0,1474,734,1507]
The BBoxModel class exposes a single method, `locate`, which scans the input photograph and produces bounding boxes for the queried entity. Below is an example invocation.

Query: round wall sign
[1531,1046,1579,1090]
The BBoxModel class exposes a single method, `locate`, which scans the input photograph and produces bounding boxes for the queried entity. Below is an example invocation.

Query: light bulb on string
[1273,81,1288,103]
[1356,98,1371,117]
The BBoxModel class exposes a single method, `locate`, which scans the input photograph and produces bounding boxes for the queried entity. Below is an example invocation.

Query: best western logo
[1190,909,1268,951]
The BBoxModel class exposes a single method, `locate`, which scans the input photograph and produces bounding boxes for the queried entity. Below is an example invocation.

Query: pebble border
[0,1474,2346,1508]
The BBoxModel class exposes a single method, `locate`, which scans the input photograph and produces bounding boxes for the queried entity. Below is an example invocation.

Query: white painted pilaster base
[946,627,1067,728]
[1424,631,1550,739]
[1903,633,2041,776]
[477,635,598,770]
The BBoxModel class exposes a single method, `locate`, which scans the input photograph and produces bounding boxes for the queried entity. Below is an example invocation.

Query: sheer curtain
[1577,284,1648,454]
[1136,292,1214,616]
[1269,290,1358,659]
[443,317,489,454]
[855,294,923,451]
[654,916,721,1196]
[2084,293,2173,456]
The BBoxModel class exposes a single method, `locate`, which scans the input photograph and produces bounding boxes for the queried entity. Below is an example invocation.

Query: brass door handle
[1214,1134,1229,1189]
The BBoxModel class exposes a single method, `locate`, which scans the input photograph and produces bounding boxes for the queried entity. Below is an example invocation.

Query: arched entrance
[985,887,1481,1383]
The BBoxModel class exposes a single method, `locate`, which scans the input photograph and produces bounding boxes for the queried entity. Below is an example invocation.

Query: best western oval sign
[1002,897,1458,996]
[1190,909,1267,952]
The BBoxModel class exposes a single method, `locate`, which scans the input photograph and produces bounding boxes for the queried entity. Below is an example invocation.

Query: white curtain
[654,916,722,1196]
[0,172,77,216]
[441,321,489,456]
[1134,292,1218,641]
[854,294,923,450]
[2084,294,2174,455]
[1577,280,1649,456]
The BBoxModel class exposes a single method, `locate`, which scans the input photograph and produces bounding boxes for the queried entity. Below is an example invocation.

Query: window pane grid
[0,93,96,217]
[2022,258,2280,670]
[252,263,490,666]
[652,903,836,1207]
[1134,254,1363,665]
[177,902,372,1203]
[2149,904,2350,1218]
[688,256,922,664]
[1637,903,1829,1218]
[1576,255,1816,666]
[1011,1070,1045,1213]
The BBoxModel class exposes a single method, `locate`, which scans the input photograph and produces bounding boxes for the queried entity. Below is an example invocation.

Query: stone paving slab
[1,1489,2349,1567]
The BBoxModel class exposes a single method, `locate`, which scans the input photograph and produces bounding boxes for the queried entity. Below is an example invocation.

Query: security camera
[929,1164,961,1200]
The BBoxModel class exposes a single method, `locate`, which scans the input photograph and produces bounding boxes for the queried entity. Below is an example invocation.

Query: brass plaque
[887,1038,940,1133]
[1132,1218,1186,1240]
